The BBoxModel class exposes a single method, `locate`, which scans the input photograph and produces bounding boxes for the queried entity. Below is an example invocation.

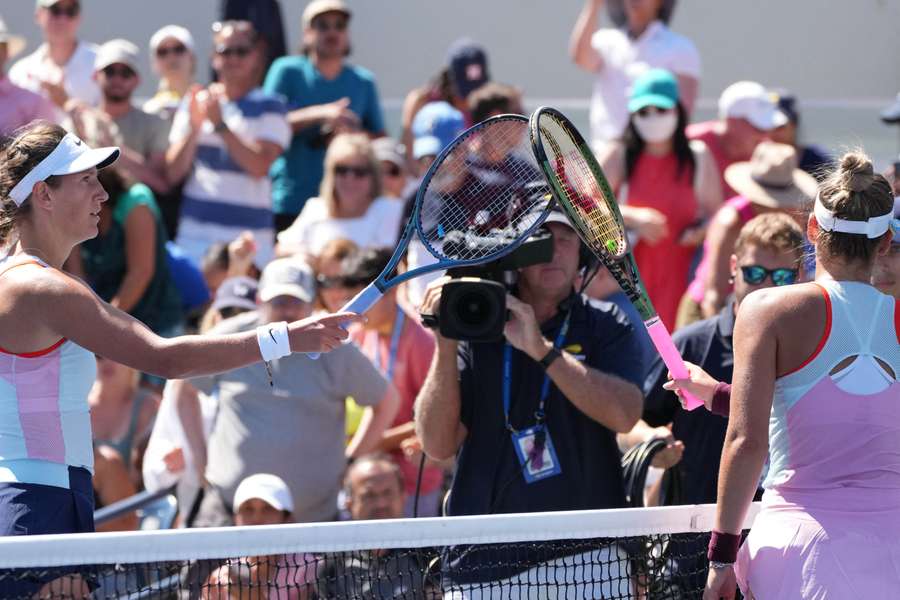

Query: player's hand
[703,563,737,600]
[631,207,669,245]
[663,361,720,411]
[287,312,363,353]
[504,295,549,361]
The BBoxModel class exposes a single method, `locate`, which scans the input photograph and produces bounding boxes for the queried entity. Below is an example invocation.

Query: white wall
[4,0,898,105]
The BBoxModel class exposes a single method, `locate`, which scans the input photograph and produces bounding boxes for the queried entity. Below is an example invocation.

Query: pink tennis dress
[735,280,900,598]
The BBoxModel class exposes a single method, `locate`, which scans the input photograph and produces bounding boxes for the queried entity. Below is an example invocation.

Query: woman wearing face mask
[599,68,721,328]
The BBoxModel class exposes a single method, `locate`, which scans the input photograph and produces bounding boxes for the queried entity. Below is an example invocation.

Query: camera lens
[445,285,503,339]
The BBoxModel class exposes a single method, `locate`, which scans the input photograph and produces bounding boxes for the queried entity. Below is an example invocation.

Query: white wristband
[256,321,291,363]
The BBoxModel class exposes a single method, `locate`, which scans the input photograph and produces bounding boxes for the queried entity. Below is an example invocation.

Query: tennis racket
[529,106,703,411]
[309,114,552,358]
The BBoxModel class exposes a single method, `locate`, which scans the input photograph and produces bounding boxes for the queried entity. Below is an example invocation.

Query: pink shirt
[686,120,737,199]
[350,305,442,495]
[0,76,59,136]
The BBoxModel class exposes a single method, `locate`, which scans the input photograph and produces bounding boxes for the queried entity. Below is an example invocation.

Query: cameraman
[415,208,643,592]
[416,207,643,512]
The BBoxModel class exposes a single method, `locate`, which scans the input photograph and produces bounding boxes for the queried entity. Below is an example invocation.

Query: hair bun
[840,152,875,193]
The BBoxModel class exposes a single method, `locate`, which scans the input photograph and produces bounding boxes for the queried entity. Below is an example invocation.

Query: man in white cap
[8,0,100,108]
[92,39,171,195]
[687,80,787,198]
[263,0,386,233]
[174,258,399,527]
[0,14,58,135]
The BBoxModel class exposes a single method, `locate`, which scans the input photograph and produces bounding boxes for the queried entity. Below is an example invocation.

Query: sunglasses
[635,106,671,118]
[740,265,799,286]
[216,45,253,59]
[334,165,371,178]
[102,65,136,79]
[312,18,348,33]
[48,3,80,18]
[156,44,187,58]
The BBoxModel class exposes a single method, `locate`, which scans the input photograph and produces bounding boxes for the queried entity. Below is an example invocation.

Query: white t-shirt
[589,20,700,148]
[9,40,100,107]
[277,196,404,257]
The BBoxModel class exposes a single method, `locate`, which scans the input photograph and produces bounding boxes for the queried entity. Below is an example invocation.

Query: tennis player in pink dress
[702,151,900,599]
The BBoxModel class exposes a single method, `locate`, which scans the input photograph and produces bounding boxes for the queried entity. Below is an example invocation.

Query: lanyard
[502,310,571,434]
[374,307,405,381]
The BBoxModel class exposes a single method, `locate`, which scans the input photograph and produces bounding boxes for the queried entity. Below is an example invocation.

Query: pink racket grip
[644,318,703,411]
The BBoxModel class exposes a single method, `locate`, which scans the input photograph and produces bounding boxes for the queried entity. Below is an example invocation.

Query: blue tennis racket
[309,114,552,358]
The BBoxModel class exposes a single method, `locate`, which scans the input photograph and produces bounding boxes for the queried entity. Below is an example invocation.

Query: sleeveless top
[0,255,97,486]
[764,281,900,507]
[628,151,698,329]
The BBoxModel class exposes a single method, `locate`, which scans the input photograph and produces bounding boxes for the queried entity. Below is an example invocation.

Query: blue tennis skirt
[0,466,95,598]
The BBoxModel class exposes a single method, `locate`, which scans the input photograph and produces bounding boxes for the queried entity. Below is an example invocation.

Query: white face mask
[632,110,678,143]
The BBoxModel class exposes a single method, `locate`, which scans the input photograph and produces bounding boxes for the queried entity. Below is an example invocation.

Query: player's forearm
[415,341,465,461]
[569,0,603,71]
[535,340,642,432]
[714,428,767,534]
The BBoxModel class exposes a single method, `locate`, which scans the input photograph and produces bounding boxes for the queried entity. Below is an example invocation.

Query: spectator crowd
[1,0,899,596]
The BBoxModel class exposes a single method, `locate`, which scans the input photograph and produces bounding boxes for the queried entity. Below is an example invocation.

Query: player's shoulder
[739,282,823,330]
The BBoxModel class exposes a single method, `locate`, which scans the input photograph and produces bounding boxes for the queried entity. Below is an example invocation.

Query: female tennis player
[702,151,899,599]
[0,122,357,544]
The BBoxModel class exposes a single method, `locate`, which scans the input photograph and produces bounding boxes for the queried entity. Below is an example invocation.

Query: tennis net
[0,502,758,599]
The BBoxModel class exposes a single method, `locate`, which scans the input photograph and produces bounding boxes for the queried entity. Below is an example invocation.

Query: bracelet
[707,530,741,564]
[709,560,734,570]
[538,347,562,369]
[256,321,291,362]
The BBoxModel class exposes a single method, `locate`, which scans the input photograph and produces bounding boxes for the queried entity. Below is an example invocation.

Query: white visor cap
[9,133,120,206]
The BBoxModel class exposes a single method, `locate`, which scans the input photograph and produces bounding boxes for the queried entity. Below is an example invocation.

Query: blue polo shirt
[263,56,385,217]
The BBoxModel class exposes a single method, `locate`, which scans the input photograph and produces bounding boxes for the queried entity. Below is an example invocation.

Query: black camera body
[435,229,554,342]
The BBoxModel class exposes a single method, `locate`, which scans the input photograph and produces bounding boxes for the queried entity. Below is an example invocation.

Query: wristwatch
[214,120,228,133]
[538,347,562,369]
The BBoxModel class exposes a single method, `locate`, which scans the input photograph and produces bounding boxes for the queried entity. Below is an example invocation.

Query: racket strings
[419,117,550,263]
[538,117,626,257]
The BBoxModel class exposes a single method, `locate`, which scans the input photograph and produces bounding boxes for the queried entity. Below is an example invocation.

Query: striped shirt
[170,88,290,267]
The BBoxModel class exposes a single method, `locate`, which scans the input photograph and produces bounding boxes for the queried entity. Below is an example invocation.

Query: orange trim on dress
[782,283,832,377]
[0,337,67,357]
[0,258,64,356]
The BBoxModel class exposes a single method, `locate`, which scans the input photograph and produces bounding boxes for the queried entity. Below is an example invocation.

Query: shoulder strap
[0,258,46,280]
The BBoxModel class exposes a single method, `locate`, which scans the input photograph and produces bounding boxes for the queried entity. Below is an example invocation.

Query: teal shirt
[263,56,385,216]
[81,184,183,334]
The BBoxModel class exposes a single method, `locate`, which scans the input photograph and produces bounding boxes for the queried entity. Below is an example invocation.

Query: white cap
[9,133,119,206]
[258,258,315,303]
[718,81,788,131]
[413,136,442,160]
[149,25,195,55]
[302,0,351,28]
[232,473,294,514]
[95,38,140,72]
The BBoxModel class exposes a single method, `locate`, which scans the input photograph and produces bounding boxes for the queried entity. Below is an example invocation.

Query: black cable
[412,451,426,518]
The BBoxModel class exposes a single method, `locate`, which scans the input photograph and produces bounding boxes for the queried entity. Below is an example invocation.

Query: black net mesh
[0,531,729,599]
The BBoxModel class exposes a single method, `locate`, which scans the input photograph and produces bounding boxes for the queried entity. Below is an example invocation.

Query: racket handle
[307,283,384,360]
[644,318,704,411]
